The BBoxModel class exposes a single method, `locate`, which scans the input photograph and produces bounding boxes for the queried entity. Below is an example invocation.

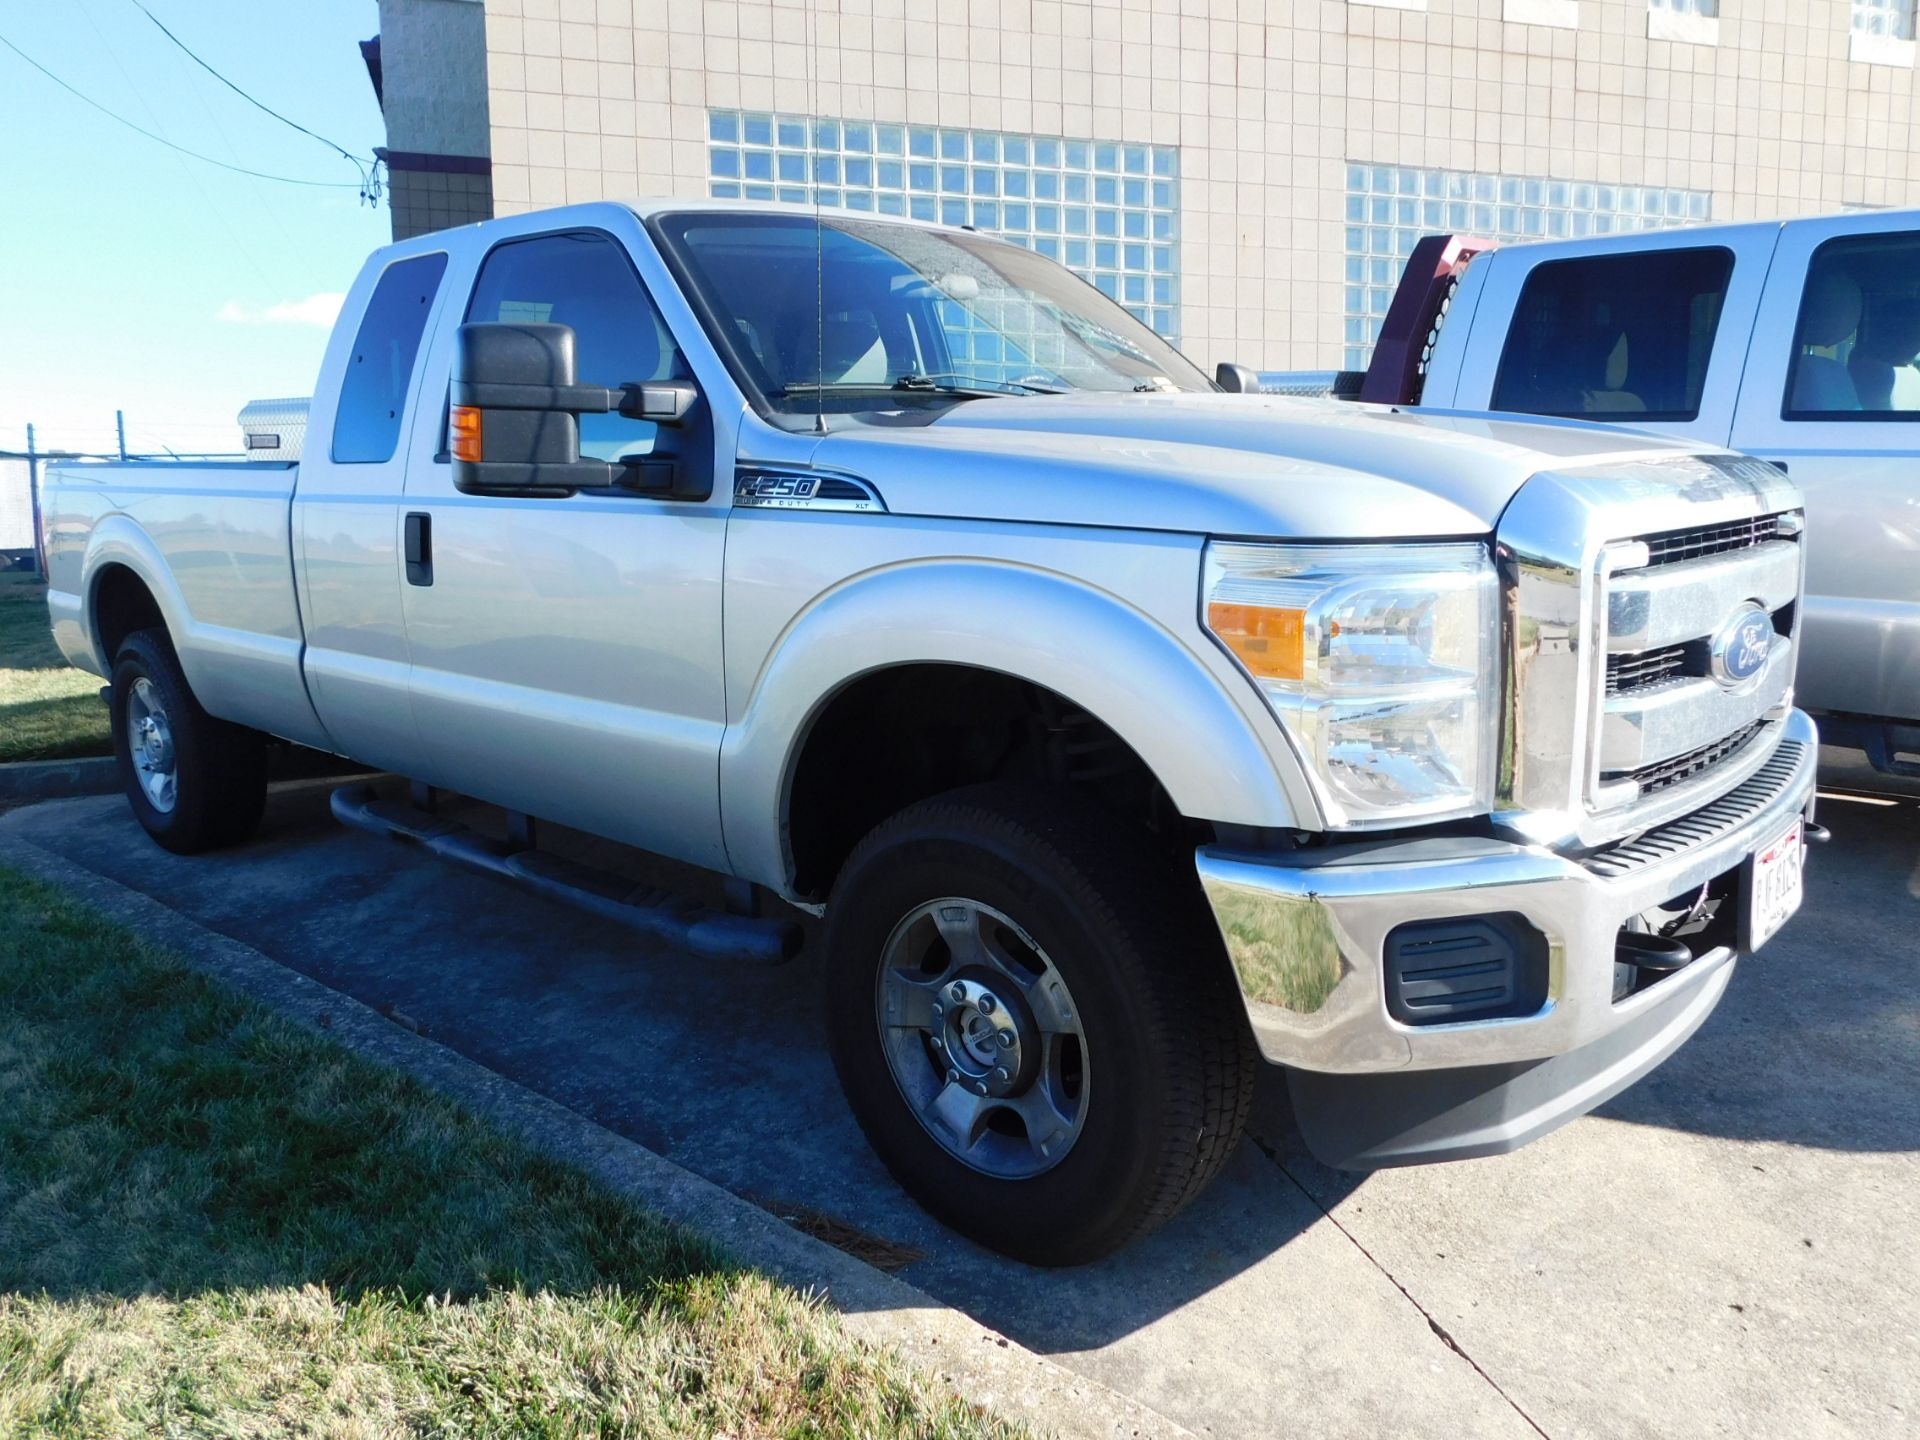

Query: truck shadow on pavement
[2,758,1913,1357]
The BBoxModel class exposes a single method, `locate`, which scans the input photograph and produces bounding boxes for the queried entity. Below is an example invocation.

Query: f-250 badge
[733,470,882,511]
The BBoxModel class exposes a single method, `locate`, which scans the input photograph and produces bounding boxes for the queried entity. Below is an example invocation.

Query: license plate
[1747,818,1805,950]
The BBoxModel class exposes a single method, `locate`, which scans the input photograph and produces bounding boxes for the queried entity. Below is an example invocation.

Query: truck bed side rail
[1250,369,1367,400]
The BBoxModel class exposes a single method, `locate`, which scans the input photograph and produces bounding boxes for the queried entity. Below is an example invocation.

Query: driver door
[398,223,731,872]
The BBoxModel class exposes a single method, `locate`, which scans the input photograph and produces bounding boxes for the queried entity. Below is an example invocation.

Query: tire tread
[111,628,267,853]
[830,782,1257,1261]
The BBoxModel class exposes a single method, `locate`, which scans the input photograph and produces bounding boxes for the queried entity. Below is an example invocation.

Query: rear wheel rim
[125,676,178,814]
[875,896,1090,1179]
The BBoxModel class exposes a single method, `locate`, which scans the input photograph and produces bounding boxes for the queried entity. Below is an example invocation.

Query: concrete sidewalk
[4,766,1914,1439]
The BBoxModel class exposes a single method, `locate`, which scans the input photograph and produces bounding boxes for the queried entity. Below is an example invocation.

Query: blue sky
[0,1,390,457]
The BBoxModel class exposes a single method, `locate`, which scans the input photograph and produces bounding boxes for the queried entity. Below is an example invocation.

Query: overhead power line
[128,0,369,184]
[0,30,366,188]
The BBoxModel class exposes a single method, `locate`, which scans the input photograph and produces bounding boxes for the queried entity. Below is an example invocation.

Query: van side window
[464,230,685,460]
[1490,248,1734,423]
[1785,231,1920,420]
[331,252,449,464]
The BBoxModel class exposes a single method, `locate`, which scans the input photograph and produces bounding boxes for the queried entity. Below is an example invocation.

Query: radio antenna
[809,0,826,435]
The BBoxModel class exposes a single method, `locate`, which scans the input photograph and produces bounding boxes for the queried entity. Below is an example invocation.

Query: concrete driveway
[5,753,1915,1439]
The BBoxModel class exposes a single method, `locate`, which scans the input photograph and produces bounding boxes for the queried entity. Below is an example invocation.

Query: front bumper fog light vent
[1384,913,1550,1026]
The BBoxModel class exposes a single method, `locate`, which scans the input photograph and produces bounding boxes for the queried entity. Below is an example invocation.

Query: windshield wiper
[892,372,1068,396]
[778,380,997,404]
[777,374,1068,402]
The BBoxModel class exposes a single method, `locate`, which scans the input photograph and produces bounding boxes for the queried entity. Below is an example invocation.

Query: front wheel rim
[875,897,1090,1179]
[125,676,178,814]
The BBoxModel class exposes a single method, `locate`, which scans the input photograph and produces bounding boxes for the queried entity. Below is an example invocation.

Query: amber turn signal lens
[450,405,483,463]
[1206,600,1306,682]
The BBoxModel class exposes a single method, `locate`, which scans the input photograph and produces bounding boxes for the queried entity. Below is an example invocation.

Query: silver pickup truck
[43,200,1819,1264]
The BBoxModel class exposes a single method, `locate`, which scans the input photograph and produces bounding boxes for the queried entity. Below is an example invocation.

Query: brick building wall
[468,0,1920,373]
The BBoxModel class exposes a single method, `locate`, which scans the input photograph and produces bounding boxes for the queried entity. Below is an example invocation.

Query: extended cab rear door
[1439,224,1781,446]
[395,209,736,873]
[292,244,453,772]
[1728,213,1920,724]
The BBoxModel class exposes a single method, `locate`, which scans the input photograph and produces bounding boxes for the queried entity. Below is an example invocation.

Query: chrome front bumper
[1196,709,1819,1075]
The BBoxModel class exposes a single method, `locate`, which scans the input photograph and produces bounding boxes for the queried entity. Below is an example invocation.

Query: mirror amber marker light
[1206,601,1307,682]
[450,405,483,462]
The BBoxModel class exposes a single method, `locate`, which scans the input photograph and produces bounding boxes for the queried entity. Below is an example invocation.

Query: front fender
[720,558,1319,896]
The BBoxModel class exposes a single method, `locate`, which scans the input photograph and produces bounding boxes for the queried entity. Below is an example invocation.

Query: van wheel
[825,783,1256,1265]
[109,629,267,854]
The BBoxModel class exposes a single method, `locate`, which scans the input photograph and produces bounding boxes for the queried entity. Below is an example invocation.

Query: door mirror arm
[617,380,700,425]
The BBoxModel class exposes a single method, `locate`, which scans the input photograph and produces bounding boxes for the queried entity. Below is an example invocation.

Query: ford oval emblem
[1710,604,1773,688]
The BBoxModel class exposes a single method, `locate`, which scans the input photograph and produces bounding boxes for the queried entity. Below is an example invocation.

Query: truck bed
[43,458,330,750]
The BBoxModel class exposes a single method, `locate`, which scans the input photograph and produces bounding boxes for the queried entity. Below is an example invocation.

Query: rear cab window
[331,252,449,464]
[1784,230,1920,420]
[1490,247,1735,423]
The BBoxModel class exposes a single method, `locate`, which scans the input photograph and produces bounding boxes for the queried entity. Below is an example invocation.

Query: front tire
[825,784,1257,1265]
[109,629,267,854]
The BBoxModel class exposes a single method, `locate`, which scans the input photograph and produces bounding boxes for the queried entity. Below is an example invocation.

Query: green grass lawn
[0,866,1026,1439]
[0,573,112,763]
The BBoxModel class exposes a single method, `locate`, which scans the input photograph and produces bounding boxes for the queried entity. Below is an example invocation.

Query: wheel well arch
[91,562,166,662]
[783,662,1184,899]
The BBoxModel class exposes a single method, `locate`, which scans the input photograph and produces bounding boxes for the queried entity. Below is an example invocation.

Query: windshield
[652,210,1212,418]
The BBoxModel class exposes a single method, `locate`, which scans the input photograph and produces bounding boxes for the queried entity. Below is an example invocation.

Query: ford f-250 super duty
[43,200,1819,1264]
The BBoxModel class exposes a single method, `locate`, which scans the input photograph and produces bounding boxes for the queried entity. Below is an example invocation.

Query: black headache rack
[1243,233,1496,406]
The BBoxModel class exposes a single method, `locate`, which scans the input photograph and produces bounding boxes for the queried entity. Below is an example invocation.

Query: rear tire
[825,783,1257,1265]
[109,628,267,854]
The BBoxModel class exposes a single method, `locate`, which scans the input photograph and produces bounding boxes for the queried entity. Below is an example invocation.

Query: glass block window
[705,110,1181,341]
[1853,0,1917,41]
[1649,0,1718,16]
[1342,163,1713,370]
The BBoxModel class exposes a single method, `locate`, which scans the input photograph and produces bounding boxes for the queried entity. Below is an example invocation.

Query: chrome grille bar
[1605,541,1799,653]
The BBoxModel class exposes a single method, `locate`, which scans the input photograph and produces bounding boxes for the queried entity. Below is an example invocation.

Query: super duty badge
[733,469,884,512]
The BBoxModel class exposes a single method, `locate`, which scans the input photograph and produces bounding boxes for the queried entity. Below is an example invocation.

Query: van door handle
[404,512,432,587]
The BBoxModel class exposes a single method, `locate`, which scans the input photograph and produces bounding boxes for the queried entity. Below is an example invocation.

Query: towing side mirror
[1214,362,1261,394]
[450,322,706,498]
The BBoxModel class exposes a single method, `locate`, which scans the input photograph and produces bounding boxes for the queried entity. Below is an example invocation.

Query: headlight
[1203,541,1497,827]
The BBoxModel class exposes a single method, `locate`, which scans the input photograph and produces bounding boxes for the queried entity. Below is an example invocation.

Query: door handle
[404,511,432,587]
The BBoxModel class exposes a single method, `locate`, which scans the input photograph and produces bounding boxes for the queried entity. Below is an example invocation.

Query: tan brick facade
[389,166,497,239]
[476,0,1920,373]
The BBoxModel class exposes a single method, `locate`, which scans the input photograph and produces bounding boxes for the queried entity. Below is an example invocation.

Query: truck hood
[807,393,1718,537]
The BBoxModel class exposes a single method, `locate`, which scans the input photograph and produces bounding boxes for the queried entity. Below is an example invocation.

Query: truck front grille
[1637,512,1792,568]
[1495,458,1803,847]
[1587,508,1801,823]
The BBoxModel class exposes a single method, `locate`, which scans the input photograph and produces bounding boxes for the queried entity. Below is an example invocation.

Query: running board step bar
[329,782,802,965]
